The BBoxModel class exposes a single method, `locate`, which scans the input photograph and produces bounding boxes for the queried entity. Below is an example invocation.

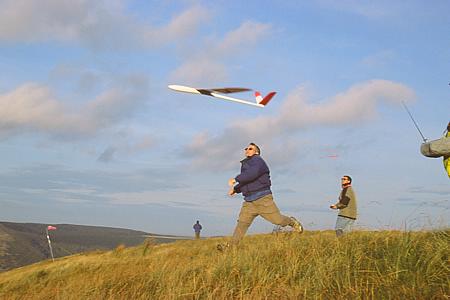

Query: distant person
[444,122,450,178]
[330,175,357,237]
[193,220,202,239]
[223,142,303,248]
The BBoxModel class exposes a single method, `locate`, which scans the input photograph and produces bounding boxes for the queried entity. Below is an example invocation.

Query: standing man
[193,220,202,239]
[227,142,303,246]
[330,175,357,237]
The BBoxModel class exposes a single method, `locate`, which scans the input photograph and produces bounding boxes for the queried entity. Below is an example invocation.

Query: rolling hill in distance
[0,221,184,272]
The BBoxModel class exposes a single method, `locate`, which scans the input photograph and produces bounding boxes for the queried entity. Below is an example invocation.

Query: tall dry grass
[0,230,448,299]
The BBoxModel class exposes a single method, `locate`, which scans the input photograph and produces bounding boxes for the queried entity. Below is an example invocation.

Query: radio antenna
[401,101,427,142]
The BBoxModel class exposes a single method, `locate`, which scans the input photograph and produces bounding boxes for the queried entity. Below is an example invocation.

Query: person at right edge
[330,175,357,237]
[443,121,450,178]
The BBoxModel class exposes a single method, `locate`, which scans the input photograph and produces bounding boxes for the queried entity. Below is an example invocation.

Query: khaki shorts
[232,194,292,244]
[237,194,291,226]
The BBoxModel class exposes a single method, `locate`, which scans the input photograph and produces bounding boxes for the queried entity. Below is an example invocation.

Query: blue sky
[0,0,449,236]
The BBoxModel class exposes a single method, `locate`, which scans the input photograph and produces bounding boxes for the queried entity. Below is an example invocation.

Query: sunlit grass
[0,230,448,299]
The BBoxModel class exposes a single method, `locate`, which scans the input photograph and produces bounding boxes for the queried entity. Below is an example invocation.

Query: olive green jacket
[335,186,357,220]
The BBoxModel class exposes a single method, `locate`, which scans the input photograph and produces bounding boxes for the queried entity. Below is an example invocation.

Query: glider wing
[209,88,252,93]
[168,84,275,108]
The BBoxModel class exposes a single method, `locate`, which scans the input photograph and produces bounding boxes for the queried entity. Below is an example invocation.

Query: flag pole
[46,227,54,262]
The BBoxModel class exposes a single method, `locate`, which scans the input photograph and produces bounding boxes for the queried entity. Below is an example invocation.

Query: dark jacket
[234,155,272,201]
[193,223,202,233]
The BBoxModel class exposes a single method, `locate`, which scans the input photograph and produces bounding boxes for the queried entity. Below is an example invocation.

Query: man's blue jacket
[234,155,272,201]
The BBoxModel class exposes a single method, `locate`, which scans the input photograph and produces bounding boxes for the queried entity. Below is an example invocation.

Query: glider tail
[255,91,276,106]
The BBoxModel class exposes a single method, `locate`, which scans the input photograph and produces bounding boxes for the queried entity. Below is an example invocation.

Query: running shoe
[289,216,304,233]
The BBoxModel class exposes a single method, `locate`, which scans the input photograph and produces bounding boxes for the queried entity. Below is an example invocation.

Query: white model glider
[168,84,276,108]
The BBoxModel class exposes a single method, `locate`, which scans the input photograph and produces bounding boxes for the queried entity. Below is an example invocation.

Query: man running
[227,142,303,246]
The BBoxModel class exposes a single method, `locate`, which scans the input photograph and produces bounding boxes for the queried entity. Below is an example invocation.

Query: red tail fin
[258,92,276,106]
[255,91,263,103]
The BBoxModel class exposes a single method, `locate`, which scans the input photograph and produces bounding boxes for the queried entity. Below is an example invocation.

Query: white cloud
[143,6,210,45]
[361,50,395,68]
[0,1,209,50]
[170,21,272,85]
[184,79,416,170]
[0,83,68,136]
[212,21,272,57]
[0,74,149,139]
[170,59,229,86]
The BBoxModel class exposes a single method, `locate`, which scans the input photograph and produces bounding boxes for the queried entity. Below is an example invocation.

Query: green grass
[0,230,448,299]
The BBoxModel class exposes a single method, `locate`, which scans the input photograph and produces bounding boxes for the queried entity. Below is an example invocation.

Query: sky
[0,0,449,236]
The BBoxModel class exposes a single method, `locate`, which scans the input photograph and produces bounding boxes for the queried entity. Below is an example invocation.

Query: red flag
[47,225,57,231]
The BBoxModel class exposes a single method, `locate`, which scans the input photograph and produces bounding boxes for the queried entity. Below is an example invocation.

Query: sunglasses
[245,147,255,151]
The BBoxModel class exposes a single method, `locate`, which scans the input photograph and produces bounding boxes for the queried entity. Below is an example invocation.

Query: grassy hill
[0,222,181,272]
[0,230,448,299]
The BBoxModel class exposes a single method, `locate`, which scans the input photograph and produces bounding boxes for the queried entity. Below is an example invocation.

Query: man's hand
[330,204,337,210]
[228,187,236,196]
[228,178,236,187]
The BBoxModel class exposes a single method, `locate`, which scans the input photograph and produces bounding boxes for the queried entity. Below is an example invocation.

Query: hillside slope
[0,221,180,272]
[0,230,448,299]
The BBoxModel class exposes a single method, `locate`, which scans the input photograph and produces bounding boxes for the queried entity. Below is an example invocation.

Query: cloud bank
[170,21,272,85]
[184,79,416,170]
[0,0,209,50]
[0,74,149,139]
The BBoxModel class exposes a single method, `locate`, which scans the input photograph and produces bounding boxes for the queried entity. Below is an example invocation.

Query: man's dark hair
[249,142,260,154]
[343,175,352,184]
